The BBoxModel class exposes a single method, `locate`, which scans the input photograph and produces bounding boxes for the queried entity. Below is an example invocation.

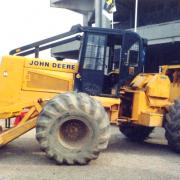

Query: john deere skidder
[0,25,179,165]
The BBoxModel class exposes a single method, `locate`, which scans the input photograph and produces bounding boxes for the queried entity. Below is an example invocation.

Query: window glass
[124,41,139,66]
[128,41,139,66]
[83,34,106,70]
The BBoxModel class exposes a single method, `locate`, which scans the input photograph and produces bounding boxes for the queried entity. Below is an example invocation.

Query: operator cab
[78,27,146,96]
[9,24,146,97]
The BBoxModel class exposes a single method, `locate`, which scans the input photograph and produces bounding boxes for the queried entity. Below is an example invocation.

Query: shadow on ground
[0,126,178,166]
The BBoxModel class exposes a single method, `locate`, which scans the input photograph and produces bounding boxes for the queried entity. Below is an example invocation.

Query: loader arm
[0,101,42,147]
[9,24,83,57]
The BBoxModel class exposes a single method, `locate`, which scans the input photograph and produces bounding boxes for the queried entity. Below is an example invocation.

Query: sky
[0,0,83,59]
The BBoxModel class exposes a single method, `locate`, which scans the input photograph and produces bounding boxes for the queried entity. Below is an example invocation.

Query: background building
[50,0,180,72]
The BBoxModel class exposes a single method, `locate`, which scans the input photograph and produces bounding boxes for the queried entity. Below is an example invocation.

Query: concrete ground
[0,126,179,180]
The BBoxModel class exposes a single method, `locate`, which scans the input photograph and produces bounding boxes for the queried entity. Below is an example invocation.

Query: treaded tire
[165,99,180,153]
[119,123,154,142]
[36,92,110,165]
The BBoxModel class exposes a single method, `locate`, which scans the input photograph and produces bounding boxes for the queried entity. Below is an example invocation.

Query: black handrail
[9,24,83,57]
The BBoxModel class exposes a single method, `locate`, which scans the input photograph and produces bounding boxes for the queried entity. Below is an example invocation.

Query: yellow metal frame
[119,64,180,127]
[161,65,180,102]
[160,64,180,74]
[0,102,42,147]
[0,55,78,147]
[94,96,120,124]
[1,55,178,147]
[0,55,121,147]
[119,73,173,127]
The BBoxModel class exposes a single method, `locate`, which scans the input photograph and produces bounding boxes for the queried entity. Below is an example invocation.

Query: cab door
[119,31,144,86]
[79,33,107,95]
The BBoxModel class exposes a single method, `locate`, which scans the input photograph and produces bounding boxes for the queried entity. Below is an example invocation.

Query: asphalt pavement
[0,126,179,180]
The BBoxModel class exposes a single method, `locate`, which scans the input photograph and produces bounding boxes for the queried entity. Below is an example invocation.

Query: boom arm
[9,24,83,58]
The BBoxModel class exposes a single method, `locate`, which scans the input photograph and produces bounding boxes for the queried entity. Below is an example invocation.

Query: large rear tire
[165,99,180,153]
[119,123,154,142]
[36,92,110,165]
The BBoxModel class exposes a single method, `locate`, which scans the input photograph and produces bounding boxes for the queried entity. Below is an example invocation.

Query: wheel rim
[59,119,91,149]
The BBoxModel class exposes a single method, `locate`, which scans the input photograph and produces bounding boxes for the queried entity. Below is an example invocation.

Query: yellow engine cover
[131,73,171,107]
[0,55,79,117]
[146,74,170,99]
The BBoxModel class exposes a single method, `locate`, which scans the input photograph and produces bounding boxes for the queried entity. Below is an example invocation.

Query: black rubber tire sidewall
[165,99,180,153]
[36,92,110,164]
[119,123,154,142]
